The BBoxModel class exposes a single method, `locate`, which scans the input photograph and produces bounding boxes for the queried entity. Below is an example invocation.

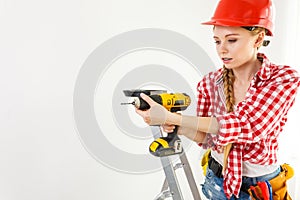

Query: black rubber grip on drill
[138,95,162,110]
[166,125,178,140]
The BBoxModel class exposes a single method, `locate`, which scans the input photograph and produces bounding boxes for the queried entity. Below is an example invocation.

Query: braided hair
[222,66,235,172]
[222,66,235,112]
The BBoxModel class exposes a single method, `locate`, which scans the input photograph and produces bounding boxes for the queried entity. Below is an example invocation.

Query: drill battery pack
[149,134,183,157]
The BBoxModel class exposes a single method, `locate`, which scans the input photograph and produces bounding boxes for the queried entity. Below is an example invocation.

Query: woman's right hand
[135,93,170,126]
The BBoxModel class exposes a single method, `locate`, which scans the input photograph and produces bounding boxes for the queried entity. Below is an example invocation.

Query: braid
[222,66,235,112]
[222,66,235,173]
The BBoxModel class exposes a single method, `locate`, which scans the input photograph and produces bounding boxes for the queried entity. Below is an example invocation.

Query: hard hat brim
[201,19,273,36]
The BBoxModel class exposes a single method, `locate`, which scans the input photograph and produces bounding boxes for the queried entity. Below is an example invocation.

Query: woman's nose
[219,42,228,54]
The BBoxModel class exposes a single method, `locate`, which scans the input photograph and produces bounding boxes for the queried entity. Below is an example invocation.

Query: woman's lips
[222,57,232,64]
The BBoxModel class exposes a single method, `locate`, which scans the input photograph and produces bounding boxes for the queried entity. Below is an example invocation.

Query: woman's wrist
[166,112,182,125]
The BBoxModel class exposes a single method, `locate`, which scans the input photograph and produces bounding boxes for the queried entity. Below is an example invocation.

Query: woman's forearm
[166,113,219,134]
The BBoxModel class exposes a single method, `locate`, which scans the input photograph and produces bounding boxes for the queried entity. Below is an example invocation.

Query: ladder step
[154,190,172,200]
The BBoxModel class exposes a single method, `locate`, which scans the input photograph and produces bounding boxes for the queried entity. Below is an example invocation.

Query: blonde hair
[222,66,235,171]
[222,66,235,112]
[243,26,270,47]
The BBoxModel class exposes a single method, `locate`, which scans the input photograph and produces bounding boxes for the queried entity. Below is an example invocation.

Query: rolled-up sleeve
[216,111,252,145]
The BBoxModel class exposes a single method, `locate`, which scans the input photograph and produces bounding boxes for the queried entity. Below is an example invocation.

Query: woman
[135,0,300,199]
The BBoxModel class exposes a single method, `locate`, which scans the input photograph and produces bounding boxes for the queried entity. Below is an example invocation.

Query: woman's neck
[232,59,261,84]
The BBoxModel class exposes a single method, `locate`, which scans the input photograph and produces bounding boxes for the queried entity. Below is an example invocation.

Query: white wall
[0,0,299,200]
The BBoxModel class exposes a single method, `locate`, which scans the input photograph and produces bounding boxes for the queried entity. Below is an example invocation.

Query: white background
[1,0,299,199]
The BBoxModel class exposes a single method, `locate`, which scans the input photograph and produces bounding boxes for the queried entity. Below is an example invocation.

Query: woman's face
[213,26,260,69]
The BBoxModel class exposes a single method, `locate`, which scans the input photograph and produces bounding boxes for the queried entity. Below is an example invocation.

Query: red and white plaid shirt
[197,53,300,198]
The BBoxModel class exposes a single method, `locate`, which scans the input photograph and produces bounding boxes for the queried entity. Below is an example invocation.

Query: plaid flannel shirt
[197,53,300,198]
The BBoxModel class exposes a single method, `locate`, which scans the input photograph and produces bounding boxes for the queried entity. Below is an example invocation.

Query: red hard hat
[202,0,274,36]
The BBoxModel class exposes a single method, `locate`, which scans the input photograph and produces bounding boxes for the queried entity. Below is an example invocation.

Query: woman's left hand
[161,123,176,133]
[135,93,170,125]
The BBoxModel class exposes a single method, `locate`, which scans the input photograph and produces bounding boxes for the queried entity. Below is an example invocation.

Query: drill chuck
[132,95,163,110]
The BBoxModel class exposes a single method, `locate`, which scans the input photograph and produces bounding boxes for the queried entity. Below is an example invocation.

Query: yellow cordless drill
[122,90,191,157]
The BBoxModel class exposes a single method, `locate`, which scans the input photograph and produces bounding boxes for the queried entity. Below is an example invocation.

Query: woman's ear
[255,31,265,48]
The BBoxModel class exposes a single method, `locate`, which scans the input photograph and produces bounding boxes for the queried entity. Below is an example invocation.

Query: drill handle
[165,125,179,140]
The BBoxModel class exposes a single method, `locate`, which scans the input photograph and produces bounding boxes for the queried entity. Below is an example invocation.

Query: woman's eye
[228,39,237,43]
[214,40,220,45]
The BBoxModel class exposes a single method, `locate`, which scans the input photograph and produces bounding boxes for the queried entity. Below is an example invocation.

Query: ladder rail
[180,150,202,200]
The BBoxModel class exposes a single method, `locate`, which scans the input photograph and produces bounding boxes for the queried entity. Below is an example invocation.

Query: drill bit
[120,102,135,105]
[121,97,141,107]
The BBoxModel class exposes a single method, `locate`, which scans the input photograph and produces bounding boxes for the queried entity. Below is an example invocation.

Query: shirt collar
[215,53,272,85]
[255,53,272,81]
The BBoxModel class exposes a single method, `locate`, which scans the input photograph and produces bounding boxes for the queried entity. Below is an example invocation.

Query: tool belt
[201,150,294,199]
[248,163,294,200]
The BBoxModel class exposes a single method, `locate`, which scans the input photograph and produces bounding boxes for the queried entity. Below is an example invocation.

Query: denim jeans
[201,167,281,200]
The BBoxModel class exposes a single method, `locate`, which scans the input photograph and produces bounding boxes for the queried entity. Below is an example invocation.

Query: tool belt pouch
[201,149,211,176]
[248,164,294,200]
